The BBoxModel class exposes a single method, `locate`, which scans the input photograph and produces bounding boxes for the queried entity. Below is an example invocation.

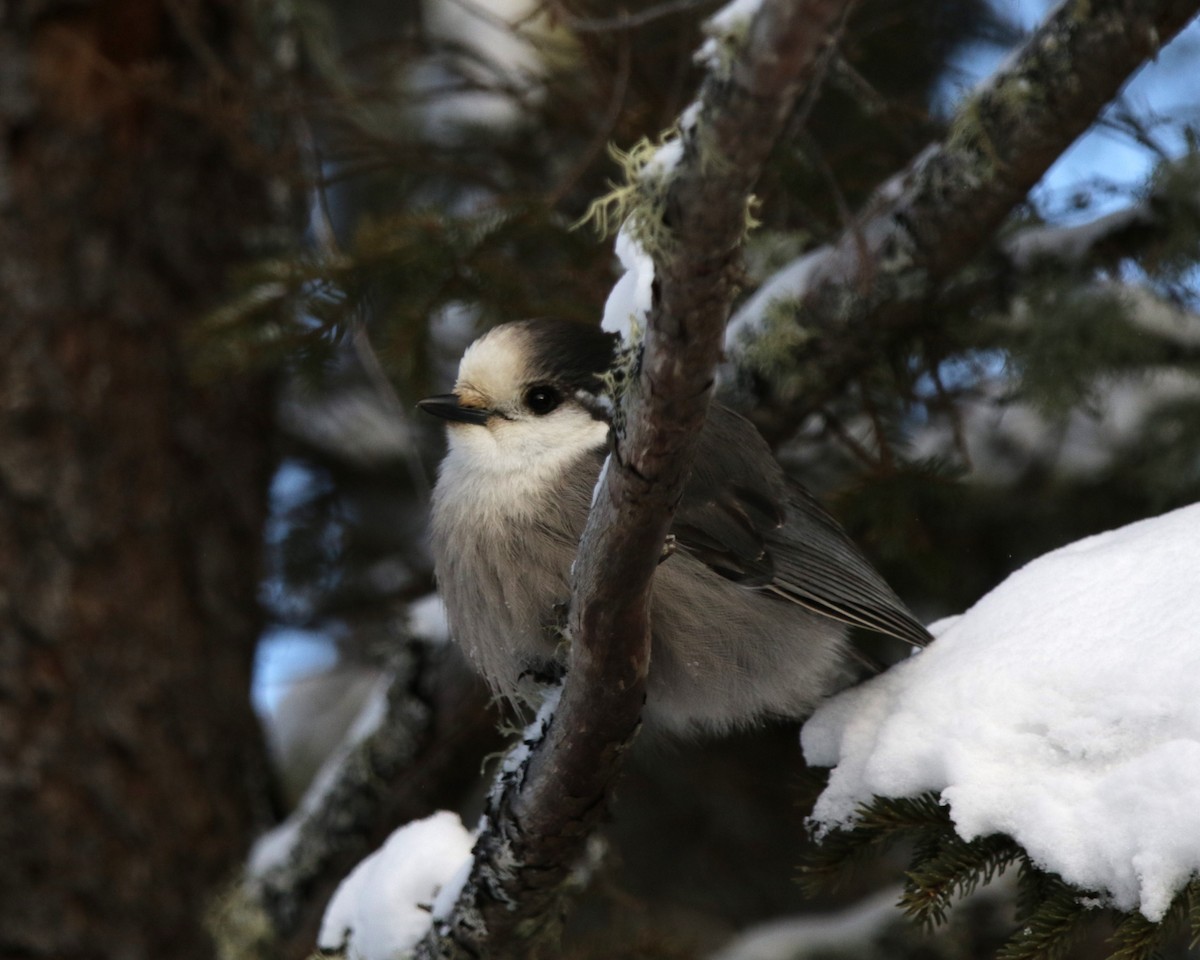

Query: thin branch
[726,0,1200,437]
[857,381,895,472]
[350,322,434,502]
[545,26,632,208]
[298,117,434,501]
[821,409,881,471]
[548,0,722,34]
[929,362,973,472]
[416,2,852,958]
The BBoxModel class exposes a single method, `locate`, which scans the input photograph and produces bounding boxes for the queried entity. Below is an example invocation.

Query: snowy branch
[726,0,1200,434]
[802,503,1200,951]
[1002,206,1157,273]
[999,154,1200,273]
[415,2,851,958]
[213,647,496,957]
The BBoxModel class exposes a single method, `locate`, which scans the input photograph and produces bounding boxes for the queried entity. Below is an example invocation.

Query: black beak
[417,394,491,426]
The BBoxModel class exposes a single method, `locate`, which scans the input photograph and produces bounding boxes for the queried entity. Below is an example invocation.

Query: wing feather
[671,404,931,649]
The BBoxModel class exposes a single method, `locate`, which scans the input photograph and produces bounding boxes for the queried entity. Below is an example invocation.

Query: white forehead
[455,325,530,401]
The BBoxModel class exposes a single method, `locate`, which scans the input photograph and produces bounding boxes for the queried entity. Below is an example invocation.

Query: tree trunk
[0,2,294,957]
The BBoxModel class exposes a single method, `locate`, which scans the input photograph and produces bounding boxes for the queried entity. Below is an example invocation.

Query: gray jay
[420,318,930,735]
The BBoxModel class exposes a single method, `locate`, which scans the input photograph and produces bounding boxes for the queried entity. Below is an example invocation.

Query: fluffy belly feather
[431,443,852,735]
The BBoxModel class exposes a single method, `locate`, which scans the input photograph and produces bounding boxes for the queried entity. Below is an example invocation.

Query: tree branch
[416,2,852,957]
[212,647,498,959]
[726,0,1200,436]
[999,154,1200,272]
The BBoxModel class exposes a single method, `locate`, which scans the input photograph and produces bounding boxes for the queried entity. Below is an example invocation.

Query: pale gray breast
[430,445,599,702]
[432,431,857,735]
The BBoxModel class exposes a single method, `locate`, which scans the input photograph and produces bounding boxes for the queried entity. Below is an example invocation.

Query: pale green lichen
[743,193,763,238]
[690,106,737,181]
[735,296,817,390]
[576,131,682,257]
[945,95,1004,177]
[206,879,277,960]
[945,33,1056,181]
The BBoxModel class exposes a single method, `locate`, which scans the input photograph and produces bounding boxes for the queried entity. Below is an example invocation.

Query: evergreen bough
[803,791,1200,960]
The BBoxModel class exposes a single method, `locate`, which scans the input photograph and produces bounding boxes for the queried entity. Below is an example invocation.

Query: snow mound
[602,225,655,342]
[318,811,475,958]
[803,502,1200,921]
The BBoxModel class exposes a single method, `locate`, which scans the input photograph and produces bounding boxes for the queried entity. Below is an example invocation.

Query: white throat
[436,410,609,521]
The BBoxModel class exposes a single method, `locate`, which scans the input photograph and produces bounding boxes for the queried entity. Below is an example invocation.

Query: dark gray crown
[515,318,619,393]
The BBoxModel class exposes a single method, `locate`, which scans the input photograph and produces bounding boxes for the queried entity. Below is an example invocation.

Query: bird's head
[419,319,618,476]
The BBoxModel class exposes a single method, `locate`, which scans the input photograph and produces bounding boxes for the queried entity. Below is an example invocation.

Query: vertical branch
[418,2,854,958]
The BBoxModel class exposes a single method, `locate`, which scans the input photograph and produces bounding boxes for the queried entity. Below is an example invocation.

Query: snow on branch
[411,2,852,958]
[211,648,439,957]
[1001,154,1200,272]
[726,0,1200,428]
[801,502,1200,958]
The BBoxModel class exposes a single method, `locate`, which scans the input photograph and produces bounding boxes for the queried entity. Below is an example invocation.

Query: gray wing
[671,404,931,649]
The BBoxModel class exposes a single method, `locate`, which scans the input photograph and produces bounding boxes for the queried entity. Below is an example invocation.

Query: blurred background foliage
[208,1,1200,956]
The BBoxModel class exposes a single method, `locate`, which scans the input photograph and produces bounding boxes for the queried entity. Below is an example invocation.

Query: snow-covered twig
[212,645,497,957]
[1000,153,1200,272]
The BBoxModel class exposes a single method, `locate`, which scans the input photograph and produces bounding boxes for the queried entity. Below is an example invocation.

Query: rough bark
[417,3,852,958]
[728,0,1200,437]
[219,647,498,960]
[0,2,294,957]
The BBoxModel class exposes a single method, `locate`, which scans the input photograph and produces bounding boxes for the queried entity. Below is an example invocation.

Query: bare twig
[820,409,880,471]
[930,362,973,471]
[545,27,632,208]
[549,0,721,34]
[857,382,895,472]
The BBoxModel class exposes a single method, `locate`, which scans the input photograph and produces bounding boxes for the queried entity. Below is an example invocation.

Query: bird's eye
[523,384,561,415]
